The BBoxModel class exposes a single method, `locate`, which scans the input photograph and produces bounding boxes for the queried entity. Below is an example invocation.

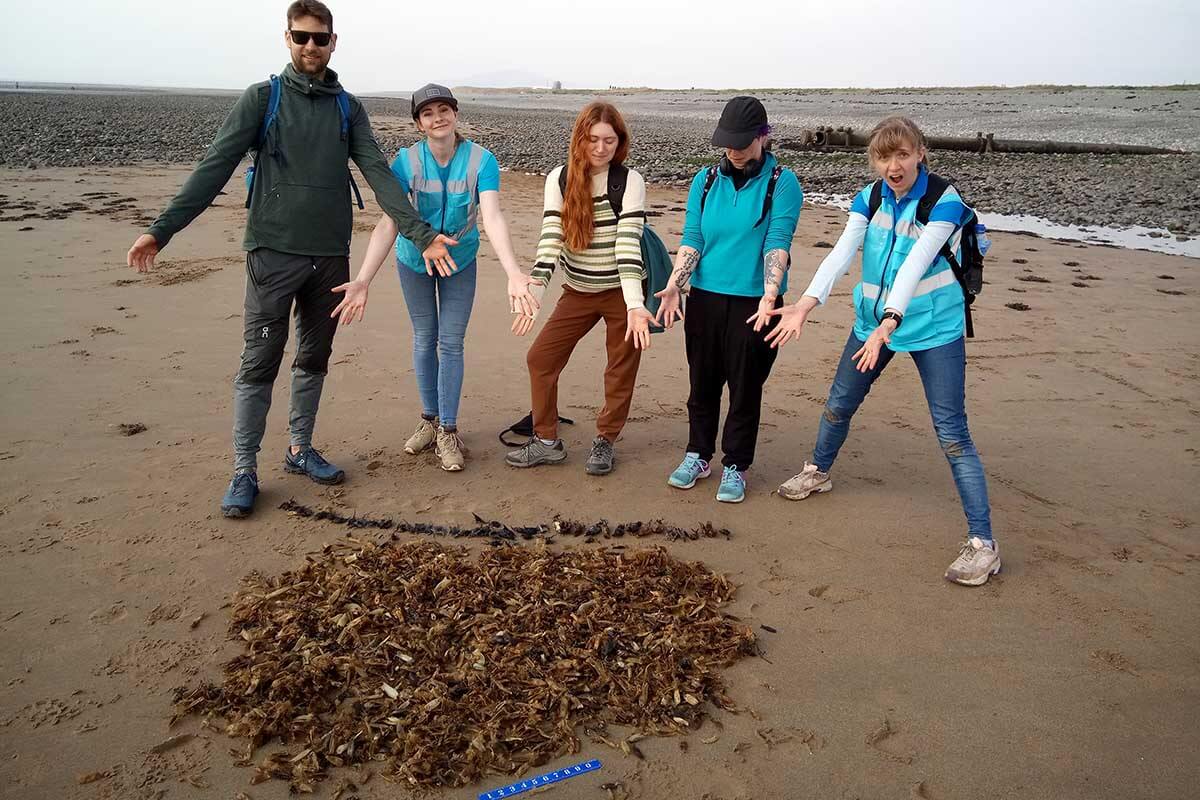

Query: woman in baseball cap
[653,96,803,503]
[332,82,539,472]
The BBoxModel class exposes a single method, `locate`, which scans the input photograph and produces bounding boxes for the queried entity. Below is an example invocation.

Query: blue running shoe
[716,466,746,503]
[284,447,345,485]
[220,471,259,518]
[668,452,711,489]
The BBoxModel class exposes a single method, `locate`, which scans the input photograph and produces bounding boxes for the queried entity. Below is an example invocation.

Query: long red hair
[561,102,630,252]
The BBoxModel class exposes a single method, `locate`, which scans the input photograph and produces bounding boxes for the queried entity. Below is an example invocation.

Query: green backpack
[557,163,673,333]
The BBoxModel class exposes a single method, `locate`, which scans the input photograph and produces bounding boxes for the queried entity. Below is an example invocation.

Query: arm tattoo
[672,247,700,292]
[763,249,790,299]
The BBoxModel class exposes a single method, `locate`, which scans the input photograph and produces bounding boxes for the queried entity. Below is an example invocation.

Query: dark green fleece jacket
[147,64,434,257]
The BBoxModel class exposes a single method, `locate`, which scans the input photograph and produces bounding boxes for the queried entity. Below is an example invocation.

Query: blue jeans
[812,333,993,539]
[396,260,477,429]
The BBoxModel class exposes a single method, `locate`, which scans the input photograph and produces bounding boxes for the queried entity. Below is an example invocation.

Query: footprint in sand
[88,604,128,624]
[866,717,916,764]
[1090,649,1139,676]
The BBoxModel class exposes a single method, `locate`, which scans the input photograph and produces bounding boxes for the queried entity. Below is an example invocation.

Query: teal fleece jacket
[680,153,803,297]
[147,64,434,257]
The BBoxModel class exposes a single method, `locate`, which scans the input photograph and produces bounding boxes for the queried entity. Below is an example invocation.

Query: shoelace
[679,453,704,473]
[721,466,744,487]
[439,431,463,451]
[591,438,613,459]
[302,448,329,467]
[793,464,820,483]
[231,472,256,492]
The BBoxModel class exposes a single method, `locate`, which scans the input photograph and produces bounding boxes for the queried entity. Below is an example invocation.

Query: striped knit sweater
[530,165,647,312]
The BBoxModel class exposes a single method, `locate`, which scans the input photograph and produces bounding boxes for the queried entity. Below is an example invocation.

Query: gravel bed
[2,90,1197,236]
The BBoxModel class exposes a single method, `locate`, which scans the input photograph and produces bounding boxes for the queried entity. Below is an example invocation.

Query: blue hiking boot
[284,447,345,485]
[716,466,746,504]
[668,452,711,489]
[220,470,259,518]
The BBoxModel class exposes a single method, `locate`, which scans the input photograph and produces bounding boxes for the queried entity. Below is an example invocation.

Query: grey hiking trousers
[232,247,348,471]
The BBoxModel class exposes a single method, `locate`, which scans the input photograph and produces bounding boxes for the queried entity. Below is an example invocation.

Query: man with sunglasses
[127,0,457,518]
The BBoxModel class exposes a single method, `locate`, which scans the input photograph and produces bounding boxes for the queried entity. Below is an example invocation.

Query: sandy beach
[1,138,1199,799]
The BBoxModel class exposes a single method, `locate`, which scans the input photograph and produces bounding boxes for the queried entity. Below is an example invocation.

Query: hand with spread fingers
[511,312,536,336]
[126,234,160,273]
[330,280,369,326]
[507,271,541,318]
[625,307,654,350]
[421,233,460,277]
[852,317,898,372]
[653,283,684,329]
[762,295,819,348]
[745,296,778,332]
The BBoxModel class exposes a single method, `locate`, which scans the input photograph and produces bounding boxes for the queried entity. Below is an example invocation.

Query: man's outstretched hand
[127,234,160,272]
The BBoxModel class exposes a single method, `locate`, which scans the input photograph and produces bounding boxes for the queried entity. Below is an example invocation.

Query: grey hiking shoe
[944,537,1002,586]
[435,426,465,472]
[505,438,567,468]
[404,417,438,454]
[778,461,833,501]
[585,436,614,475]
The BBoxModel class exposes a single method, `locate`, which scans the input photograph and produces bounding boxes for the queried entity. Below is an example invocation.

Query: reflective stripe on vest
[860,268,957,302]
[406,141,484,239]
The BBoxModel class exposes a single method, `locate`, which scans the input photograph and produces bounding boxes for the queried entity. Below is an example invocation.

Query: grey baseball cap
[411,83,459,119]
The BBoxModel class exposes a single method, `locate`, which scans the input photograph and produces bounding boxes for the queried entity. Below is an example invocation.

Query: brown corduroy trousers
[526,286,642,442]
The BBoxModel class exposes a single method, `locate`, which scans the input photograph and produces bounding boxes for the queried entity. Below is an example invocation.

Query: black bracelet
[881,311,903,328]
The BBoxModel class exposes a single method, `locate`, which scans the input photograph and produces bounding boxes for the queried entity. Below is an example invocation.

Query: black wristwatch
[881,311,903,328]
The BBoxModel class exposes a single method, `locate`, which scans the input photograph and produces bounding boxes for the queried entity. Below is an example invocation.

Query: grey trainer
[505,438,567,468]
[585,436,614,475]
[778,461,833,501]
[944,537,1002,586]
[404,417,437,454]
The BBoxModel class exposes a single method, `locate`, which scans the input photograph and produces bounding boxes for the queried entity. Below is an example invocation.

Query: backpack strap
[556,163,631,217]
[916,172,951,226]
[866,179,883,221]
[606,162,629,217]
[245,76,282,209]
[334,91,364,209]
[920,172,976,338]
[699,165,719,214]
[255,75,282,151]
[753,164,785,228]
[334,91,352,141]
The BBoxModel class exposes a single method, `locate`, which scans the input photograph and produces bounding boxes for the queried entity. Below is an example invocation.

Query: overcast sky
[8,0,1199,91]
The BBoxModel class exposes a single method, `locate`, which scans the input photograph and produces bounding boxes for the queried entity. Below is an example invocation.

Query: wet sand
[0,164,1198,800]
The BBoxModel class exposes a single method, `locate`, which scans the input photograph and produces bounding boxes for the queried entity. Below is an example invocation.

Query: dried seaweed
[173,540,754,790]
[278,500,732,543]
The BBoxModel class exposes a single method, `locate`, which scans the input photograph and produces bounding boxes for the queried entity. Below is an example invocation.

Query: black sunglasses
[289,29,332,46]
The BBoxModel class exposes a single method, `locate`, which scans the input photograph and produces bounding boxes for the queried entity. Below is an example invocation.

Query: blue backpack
[243,75,364,210]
